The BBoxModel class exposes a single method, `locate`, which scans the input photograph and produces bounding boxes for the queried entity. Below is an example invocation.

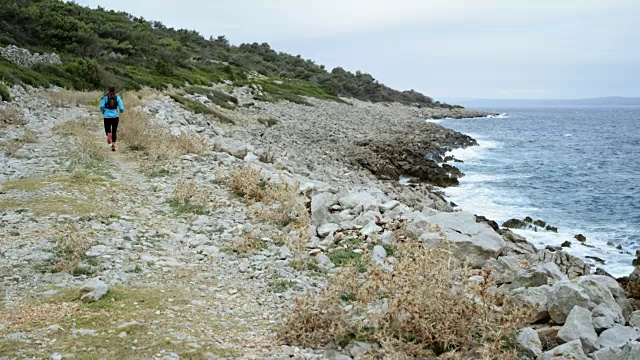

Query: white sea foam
[446,136,501,162]
[485,113,510,119]
[511,228,635,278]
[444,180,635,277]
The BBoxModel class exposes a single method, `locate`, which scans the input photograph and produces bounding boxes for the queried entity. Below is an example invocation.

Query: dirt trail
[0,94,300,359]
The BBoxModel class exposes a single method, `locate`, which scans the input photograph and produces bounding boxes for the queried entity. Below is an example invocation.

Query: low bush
[52,223,92,274]
[227,230,267,256]
[228,165,309,228]
[278,240,533,359]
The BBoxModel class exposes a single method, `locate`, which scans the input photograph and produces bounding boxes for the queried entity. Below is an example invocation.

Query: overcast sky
[76,0,640,100]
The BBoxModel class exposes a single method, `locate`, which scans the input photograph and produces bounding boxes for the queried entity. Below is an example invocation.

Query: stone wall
[0,45,62,68]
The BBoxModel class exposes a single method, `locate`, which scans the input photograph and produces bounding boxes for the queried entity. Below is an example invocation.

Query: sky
[75,0,640,100]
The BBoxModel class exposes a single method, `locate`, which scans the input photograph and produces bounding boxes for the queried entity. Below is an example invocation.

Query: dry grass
[227,230,267,256]
[120,88,162,109]
[22,127,37,143]
[53,117,106,163]
[168,178,212,215]
[175,131,209,156]
[0,127,38,156]
[52,223,93,274]
[0,104,25,127]
[46,89,103,108]
[228,166,309,228]
[229,165,265,200]
[119,108,208,164]
[0,138,24,156]
[173,178,210,206]
[278,240,533,359]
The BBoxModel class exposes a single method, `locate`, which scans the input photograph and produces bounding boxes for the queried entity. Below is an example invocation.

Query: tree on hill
[0,0,455,108]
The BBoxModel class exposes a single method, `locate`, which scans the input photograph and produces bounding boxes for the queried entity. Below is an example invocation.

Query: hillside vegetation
[0,0,459,108]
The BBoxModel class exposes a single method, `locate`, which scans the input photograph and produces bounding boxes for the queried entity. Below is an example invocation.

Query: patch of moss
[0,173,117,216]
[328,249,367,273]
[270,279,296,293]
[1,173,107,192]
[0,285,243,358]
[168,199,209,215]
[290,258,320,272]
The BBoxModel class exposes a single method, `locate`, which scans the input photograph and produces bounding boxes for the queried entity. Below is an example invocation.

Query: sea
[434,106,640,278]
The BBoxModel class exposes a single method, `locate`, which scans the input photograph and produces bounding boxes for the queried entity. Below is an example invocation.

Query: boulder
[516,327,543,358]
[547,281,591,324]
[360,221,383,237]
[79,278,108,303]
[475,215,500,232]
[339,192,379,213]
[379,200,400,213]
[215,137,248,159]
[592,303,622,332]
[415,211,505,268]
[501,229,537,256]
[538,339,588,360]
[507,285,552,323]
[575,234,587,243]
[626,267,640,300]
[502,218,529,229]
[484,256,523,285]
[506,262,568,290]
[576,276,631,322]
[629,311,640,328]
[590,347,622,360]
[317,223,340,238]
[311,193,340,227]
[597,325,639,350]
[315,253,335,273]
[370,246,391,272]
[619,341,640,359]
[557,306,599,353]
[534,220,547,228]
[528,249,591,279]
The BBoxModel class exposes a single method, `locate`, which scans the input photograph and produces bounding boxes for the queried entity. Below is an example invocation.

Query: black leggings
[104,117,119,143]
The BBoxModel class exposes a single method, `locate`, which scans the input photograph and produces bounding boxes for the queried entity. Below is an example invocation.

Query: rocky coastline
[1,84,639,359]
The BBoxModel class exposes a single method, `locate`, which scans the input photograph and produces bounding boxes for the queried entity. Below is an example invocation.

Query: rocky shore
[1,84,639,359]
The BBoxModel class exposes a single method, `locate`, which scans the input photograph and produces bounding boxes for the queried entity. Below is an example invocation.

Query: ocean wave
[511,228,635,278]
[485,113,509,119]
[446,138,501,161]
[446,179,635,277]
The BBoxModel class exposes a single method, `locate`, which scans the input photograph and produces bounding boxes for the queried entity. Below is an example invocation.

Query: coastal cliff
[2,83,639,359]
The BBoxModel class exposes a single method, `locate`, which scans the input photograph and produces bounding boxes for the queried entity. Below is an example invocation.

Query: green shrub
[0,83,11,102]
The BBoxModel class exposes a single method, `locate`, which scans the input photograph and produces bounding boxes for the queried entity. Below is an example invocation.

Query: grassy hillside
[0,0,458,108]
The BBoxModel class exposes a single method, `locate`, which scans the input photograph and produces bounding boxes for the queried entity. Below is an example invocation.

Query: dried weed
[52,223,92,274]
[228,166,309,228]
[0,104,25,127]
[279,240,533,359]
[47,90,102,108]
